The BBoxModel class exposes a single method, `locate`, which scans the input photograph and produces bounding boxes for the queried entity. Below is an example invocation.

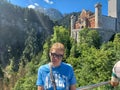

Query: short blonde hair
[50,42,65,52]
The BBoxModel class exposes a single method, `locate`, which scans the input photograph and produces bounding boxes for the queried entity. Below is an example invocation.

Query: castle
[71,0,120,42]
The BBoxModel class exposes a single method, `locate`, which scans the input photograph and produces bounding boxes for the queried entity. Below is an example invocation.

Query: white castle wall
[102,15,116,32]
[98,29,115,42]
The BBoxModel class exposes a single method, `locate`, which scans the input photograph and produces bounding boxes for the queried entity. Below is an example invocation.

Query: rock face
[45,8,63,21]
[28,4,63,21]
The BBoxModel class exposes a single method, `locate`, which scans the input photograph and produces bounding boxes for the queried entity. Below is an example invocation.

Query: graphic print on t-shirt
[44,71,69,90]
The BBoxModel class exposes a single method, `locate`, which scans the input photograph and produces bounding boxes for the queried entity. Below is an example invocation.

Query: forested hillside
[0,0,54,68]
[58,12,81,29]
[0,1,54,89]
[1,0,120,90]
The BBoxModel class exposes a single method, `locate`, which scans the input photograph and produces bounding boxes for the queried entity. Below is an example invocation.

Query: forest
[0,0,120,90]
[1,26,120,90]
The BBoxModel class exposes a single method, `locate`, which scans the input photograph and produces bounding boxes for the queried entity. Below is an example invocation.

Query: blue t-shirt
[36,62,76,90]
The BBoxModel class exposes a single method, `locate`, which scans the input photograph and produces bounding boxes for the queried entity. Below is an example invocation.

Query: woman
[36,42,76,90]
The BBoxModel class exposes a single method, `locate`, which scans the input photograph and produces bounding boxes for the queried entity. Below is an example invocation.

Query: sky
[9,0,108,15]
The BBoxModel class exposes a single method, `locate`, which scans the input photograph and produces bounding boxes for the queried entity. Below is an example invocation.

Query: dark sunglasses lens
[51,53,63,58]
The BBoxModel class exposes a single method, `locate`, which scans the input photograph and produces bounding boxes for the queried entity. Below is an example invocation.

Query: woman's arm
[38,86,44,90]
[70,84,76,90]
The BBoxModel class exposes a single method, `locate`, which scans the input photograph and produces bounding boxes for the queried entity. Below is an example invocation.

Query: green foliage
[40,38,51,64]
[0,0,54,68]
[67,32,119,88]
[3,77,10,86]
[113,33,120,60]
[58,11,81,29]
[70,42,81,58]
[5,57,16,73]
[51,26,71,59]
[13,76,37,90]
[70,44,77,57]
[25,62,38,76]
[13,61,38,90]
[13,27,120,90]
[51,26,70,44]
[0,1,54,89]
[79,28,101,48]
[21,28,40,66]
[68,45,116,87]
[1,2,120,89]
[0,66,4,78]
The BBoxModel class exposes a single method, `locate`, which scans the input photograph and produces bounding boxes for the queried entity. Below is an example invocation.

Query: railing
[77,81,110,90]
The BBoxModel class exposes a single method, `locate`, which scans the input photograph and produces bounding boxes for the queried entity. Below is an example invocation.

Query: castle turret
[108,0,120,18]
[108,0,120,32]
[71,15,76,37]
[95,3,102,28]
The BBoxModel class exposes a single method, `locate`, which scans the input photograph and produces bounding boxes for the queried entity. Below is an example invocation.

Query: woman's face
[49,49,64,67]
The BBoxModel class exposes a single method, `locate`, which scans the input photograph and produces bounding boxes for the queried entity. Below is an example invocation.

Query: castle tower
[108,0,120,18]
[108,0,120,32]
[95,3,102,28]
[70,15,76,37]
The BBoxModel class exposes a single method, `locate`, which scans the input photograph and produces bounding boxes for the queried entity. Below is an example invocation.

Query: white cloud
[44,0,54,4]
[28,3,39,9]
[34,3,39,6]
[28,5,35,9]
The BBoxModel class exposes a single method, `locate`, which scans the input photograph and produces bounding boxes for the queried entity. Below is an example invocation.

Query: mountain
[45,8,63,21]
[28,4,63,21]
[58,11,81,29]
[0,1,54,67]
[28,3,45,13]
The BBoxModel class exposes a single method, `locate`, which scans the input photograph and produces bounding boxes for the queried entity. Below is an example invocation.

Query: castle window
[81,26,84,28]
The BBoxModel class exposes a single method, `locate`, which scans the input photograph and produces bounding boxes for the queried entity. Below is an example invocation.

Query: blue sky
[10,0,108,15]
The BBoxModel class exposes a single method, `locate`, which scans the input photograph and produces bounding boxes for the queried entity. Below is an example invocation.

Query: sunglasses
[50,53,63,59]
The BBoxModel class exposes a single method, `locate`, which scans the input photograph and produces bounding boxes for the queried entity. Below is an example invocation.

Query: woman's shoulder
[61,62,73,69]
[38,64,49,70]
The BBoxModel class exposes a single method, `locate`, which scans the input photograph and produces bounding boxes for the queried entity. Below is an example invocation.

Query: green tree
[51,26,71,59]
[79,28,101,48]
[0,66,4,78]
[21,28,39,65]
[68,44,115,87]
[113,33,120,60]
[40,38,51,65]
[13,76,37,90]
